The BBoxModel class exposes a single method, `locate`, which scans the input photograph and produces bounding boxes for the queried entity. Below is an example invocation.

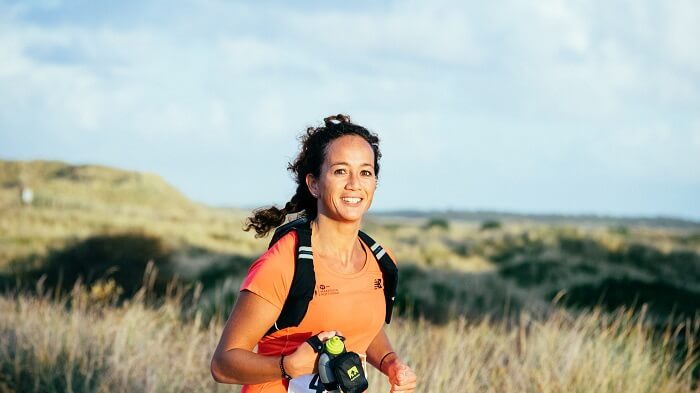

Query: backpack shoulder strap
[268,217,308,248]
[265,218,315,335]
[358,230,398,324]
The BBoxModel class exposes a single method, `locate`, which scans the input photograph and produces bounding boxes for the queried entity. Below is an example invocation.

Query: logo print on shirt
[315,284,339,296]
[374,278,383,289]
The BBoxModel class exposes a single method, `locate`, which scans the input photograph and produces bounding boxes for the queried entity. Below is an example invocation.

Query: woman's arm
[211,290,332,384]
[366,328,417,393]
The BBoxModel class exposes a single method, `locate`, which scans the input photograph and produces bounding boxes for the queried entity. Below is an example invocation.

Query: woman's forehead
[324,135,375,163]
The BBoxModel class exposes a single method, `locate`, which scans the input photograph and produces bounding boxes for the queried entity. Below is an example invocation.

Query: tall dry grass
[1,283,697,393]
[367,309,698,392]
[0,284,227,393]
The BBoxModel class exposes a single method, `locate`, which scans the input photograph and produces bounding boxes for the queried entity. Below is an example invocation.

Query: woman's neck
[310,215,363,266]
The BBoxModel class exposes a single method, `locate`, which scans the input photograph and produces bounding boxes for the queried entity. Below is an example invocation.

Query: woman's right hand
[283,330,342,378]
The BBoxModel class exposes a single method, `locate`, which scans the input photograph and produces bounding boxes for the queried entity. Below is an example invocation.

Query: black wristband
[306,335,324,353]
[280,355,292,380]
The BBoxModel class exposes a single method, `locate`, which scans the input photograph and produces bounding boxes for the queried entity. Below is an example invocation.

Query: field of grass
[2,159,700,392]
[1,280,698,393]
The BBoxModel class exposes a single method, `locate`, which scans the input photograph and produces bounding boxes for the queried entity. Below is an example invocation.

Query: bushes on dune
[31,232,174,297]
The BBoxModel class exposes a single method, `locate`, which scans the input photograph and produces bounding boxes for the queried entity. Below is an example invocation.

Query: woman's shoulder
[248,230,298,271]
[240,231,298,304]
[265,230,298,259]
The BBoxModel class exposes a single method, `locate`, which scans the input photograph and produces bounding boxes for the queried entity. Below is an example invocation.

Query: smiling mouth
[341,197,362,204]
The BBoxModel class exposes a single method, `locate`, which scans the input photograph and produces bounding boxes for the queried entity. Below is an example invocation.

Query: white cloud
[282,0,483,67]
[1,0,699,217]
[589,122,700,184]
[691,119,700,152]
[665,0,700,72]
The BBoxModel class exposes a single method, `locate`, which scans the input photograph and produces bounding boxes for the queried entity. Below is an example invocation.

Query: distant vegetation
[1,159,699,391]
[480,219,501,231]
[423,217,450,230]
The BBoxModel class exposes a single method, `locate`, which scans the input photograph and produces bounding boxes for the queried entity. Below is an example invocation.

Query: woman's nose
[345,173,361,190]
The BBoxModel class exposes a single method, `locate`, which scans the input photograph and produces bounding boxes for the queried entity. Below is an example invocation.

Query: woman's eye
[361,170,374,176]
[334,168,347,175]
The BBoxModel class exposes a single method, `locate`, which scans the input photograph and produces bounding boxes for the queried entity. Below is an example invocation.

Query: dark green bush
[32,232,173,297]
[480,220,501,231]
[553,277,700,322]
[424,217,449,230]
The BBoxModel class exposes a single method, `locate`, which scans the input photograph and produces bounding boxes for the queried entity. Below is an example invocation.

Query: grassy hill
[0,159,261,272]
[0,159,197,214]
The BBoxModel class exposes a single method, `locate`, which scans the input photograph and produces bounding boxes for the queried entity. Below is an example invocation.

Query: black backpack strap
[268,217,308,248]
[358,231,398,324]
[266,218,315,335]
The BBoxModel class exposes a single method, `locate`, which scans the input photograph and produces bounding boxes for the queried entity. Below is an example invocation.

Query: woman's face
[306,135,377,224]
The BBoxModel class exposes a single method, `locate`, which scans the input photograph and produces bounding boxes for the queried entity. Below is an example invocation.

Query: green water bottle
[318,336,345,392]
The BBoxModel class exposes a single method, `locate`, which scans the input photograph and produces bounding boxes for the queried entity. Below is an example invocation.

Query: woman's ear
[305,174,317,198]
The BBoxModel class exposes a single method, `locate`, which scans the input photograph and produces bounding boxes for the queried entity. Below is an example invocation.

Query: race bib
[287,373,325,393]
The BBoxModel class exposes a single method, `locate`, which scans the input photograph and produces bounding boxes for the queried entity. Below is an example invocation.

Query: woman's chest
[296,268,386,350]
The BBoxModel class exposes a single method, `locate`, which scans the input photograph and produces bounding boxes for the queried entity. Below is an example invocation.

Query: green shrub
[424,217,449,230]
[29,232,173,298]
[608,225,630,235]
[480,220,501,231]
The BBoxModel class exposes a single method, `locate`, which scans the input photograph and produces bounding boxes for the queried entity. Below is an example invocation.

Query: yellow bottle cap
[325,336,345,355]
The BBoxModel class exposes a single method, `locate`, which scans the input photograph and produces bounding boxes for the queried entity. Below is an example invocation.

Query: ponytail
[244,184,313,238]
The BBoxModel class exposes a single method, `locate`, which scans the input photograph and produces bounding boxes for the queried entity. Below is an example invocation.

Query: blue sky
[1,1,699,220]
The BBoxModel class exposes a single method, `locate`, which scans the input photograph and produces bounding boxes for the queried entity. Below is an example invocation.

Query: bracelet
[379,351,396,372]
[280,355,292,380]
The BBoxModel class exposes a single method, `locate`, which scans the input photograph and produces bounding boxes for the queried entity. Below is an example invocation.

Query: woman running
[211,114,417,392]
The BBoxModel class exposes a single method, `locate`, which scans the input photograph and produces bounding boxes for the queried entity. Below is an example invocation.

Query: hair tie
[323,114,351,127]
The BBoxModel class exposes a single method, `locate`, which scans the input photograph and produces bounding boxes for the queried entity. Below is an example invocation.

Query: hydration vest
[265,218,398,335]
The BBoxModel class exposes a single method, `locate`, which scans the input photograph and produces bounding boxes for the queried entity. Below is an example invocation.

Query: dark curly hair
[244,114,382,237]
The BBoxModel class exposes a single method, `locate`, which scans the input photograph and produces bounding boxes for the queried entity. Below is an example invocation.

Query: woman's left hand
[385,358,417,393]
